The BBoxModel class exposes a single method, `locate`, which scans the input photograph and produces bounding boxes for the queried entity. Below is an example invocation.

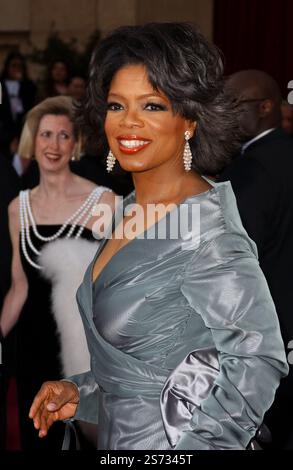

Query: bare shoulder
[98,189,117,207]
[8,195,20,218]
[73,175,97,194]
[8,196,20,233]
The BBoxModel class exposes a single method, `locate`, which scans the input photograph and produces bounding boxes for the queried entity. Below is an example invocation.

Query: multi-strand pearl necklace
[19,187,110,270]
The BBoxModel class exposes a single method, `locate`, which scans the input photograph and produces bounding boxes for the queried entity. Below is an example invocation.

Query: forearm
[0,284,28,337]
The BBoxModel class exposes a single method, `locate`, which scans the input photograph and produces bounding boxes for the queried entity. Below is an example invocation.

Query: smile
[45,153,62,161]
[117,136,151,154]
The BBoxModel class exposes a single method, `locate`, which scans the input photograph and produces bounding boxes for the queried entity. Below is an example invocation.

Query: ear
[186,121,197,138]
[259,99,273,118]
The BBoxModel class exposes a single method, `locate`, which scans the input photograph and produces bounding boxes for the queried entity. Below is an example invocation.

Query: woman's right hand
[29,381,80,438]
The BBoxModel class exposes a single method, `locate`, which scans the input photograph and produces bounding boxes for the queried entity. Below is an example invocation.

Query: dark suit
[0,79,36,159]
[218,128,293,449]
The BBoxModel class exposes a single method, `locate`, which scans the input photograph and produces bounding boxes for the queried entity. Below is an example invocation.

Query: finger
[29,388,48,419]
[39,404,50,438]
[32,401,45,430]
[46,413,56,431]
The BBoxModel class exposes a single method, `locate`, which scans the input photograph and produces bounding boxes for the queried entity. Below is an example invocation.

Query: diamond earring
[183,131,192,172]
[106,149,116,173]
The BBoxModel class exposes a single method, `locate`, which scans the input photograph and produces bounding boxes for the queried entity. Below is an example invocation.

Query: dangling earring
[106,149,116,173]
[183,131,193,172]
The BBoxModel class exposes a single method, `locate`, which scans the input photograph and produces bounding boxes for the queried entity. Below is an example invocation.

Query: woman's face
[35,114,76,173]
[51,62,68,83]
[7,58,24,81]
[105,64,194,174]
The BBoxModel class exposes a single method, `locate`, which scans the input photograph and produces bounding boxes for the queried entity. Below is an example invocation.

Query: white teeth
[119,140,149,149]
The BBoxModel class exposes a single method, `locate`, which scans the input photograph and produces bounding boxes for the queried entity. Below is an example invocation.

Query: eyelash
[107,102,168,112]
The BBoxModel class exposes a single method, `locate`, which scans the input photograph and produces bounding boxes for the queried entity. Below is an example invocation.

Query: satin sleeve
[65,370,100,424]
[177,232,289,450]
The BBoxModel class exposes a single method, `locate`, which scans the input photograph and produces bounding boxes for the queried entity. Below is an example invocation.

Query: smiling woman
[0,96,115,449]
[29,23,288,451]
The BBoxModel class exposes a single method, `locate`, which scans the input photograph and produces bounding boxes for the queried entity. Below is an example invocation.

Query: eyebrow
[107,92,165,100]
[39,128,71,132]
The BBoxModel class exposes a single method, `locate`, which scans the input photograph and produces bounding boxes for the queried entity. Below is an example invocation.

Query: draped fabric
[68,182,288,450]
[213,0,293,95]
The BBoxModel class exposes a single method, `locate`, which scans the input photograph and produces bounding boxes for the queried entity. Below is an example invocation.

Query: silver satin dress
[69,181,288,450]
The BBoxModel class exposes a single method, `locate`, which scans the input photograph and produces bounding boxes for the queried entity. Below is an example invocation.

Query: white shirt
[5,79,23,119]
[241,128,276,154]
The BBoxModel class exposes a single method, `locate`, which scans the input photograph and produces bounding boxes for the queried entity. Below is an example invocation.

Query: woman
[39,60,70,100]
[29,23,288,450]
[0,96,115,449]
[0,52,36,160]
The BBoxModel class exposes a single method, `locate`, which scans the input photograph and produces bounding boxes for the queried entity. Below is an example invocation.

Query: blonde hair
[18,96,81,160]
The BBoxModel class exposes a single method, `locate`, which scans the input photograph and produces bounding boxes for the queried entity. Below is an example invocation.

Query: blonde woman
[0,96,115,449]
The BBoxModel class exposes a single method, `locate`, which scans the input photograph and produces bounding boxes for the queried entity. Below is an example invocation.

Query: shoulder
[8,195,20,217]
[193,181,248,242]
[98,189,116,206]
[74,175,97,193]
[8,195,21,232]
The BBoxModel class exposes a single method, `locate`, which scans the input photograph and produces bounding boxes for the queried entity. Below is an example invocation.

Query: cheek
[104,115,116,140]
[62,140,76,156]
[34,139,44,159]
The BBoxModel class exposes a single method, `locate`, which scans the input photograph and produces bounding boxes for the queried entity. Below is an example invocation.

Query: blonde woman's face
[35,114,76,173]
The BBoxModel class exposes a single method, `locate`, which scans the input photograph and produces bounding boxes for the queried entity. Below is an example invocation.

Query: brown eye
[145,103,167,111]
[107,102,123,111]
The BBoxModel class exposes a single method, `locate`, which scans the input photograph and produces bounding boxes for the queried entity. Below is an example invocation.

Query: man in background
[219,69,293,449]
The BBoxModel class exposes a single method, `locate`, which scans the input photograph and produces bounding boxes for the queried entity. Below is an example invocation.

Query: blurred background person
[39,60,71,100]
[0,52,37,161]
[0,96,115,449]
[67,75,87,103]
[218,69,293,449]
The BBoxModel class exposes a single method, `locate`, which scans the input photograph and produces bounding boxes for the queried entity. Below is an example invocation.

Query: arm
[176,233,288,450]
[29,370,99,438]
[0,197,28,337]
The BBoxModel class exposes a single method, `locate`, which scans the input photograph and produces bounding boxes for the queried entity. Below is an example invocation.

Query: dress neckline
[91,181,229,286]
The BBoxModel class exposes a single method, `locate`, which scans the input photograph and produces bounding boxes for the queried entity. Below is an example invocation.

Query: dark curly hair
[77,22,240,175]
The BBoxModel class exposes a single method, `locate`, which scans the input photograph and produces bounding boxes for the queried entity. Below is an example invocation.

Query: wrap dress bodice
[70,181,288,450]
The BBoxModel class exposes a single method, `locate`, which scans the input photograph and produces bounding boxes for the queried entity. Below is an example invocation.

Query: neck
[37,167,75,200]
[132,166,201,206]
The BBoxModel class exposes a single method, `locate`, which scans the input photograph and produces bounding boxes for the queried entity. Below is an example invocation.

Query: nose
[49,134,61,151]
[119,107,144,129]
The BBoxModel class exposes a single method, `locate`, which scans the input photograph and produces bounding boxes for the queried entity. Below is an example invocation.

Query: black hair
[78,22,241,175]
[1,51,28,80]
[44,59,71,97]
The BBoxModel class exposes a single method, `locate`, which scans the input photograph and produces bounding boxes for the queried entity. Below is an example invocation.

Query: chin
[117,157,148,173]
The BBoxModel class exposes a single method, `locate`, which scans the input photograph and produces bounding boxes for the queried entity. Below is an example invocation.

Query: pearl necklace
[19,187,111,270]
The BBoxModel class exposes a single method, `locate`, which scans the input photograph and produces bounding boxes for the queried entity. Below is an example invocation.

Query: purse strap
[62,421,81,450]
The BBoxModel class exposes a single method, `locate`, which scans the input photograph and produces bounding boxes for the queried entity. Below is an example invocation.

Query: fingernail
[47,402,57,411]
